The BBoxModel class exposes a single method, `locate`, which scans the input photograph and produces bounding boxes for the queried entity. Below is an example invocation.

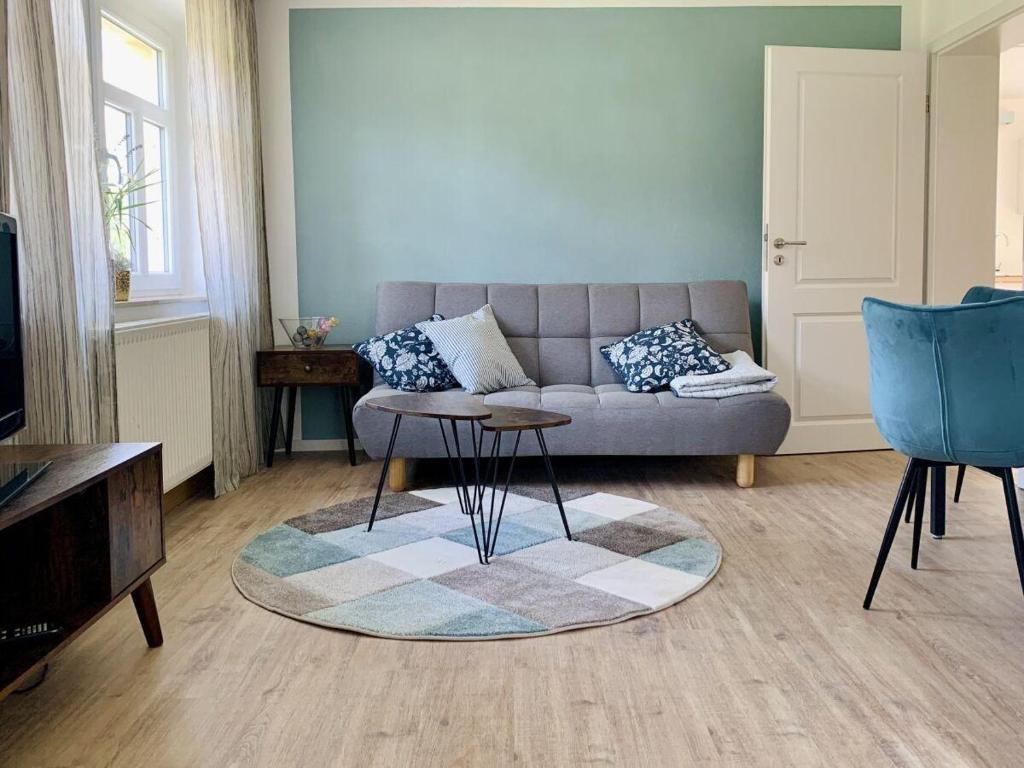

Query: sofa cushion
[600,320,731,392]
[418,304,535,394]
[353,383,792,459]
[353,314,458,392]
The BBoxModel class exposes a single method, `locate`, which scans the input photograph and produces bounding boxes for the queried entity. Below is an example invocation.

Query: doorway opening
[996,26,1024,290]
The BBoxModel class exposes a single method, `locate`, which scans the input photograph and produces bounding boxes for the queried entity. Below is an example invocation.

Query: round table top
[480,405,572,432]
[364,393,492,420]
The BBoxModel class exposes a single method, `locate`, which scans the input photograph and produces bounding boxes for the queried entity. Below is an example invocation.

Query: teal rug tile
[305,579,494,635]
[640,538,720,577]
[317,520,432,556]
[512,505,609,537]
[442,520,556,556]
[423,606,548,638]
[241,524,357,577]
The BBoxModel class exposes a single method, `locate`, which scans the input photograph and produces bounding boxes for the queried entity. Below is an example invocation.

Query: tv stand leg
[131,578,164,648]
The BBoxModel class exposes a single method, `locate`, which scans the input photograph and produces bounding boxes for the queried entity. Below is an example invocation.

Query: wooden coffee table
[363,396,572,564]
[364,394,493,563]
[478,405,573,560]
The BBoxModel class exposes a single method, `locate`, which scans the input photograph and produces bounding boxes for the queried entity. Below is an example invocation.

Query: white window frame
[92,7,180,295]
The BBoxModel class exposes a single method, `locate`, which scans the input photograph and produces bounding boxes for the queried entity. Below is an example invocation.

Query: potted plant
[100,143,159,302]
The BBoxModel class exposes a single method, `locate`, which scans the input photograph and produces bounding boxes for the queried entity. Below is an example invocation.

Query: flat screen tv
[0,212,23,441]
[0,213,48,510]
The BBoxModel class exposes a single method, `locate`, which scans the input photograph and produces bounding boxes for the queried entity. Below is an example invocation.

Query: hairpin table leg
[366,414,402,531]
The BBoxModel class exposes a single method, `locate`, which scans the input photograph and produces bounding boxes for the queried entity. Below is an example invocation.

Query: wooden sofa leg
[736,454,756,488]
[389,458,409,492]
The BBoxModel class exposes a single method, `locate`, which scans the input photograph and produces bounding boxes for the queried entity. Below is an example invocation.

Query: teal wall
[290,6,901,439]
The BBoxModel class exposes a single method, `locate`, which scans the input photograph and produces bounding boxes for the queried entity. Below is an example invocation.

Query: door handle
[773,237,807,249]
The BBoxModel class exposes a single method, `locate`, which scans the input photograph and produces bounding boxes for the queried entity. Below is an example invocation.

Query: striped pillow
[417,305,535,394]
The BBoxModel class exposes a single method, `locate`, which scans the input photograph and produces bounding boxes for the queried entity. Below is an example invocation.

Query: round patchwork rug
[232,486,721,640]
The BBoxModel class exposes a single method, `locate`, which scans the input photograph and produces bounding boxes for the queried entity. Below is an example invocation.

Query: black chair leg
[864,457,920,610]
[953,464,966,503]
[999,468,1024,597]
[904,475,917,524]
[911,466,926,569]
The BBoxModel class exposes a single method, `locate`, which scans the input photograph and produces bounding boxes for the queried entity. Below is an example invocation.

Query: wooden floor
[2,451,1023,767]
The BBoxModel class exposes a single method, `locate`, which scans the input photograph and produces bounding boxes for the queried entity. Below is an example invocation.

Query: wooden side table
[256,345,366,467]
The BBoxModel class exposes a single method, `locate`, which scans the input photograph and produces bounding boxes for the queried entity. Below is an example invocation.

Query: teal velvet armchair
[951,286,1024,503]
[861,290,1024,608]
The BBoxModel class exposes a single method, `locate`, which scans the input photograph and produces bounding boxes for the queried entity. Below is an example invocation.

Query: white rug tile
[367,537,481,578]
[411,488,462,504]
[284,557,416,603]
[390,502,473,534]
[576,559,704,608]
[565,492,658,521]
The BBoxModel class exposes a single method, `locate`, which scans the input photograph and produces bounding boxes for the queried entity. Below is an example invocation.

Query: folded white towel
[670,351,777,398]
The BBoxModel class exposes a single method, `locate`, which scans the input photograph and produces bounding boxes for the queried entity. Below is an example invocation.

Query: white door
[762,46,927,454]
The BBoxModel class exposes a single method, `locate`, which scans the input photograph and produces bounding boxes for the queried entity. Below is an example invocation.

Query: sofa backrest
[375,281,754,387]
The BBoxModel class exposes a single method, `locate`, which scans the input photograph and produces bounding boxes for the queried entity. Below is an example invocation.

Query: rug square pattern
[433,558,647,627]
[628,507,709,539]
[576,559,706,608]
[240,524,357,577]
[284,557,417,604]
[423,606,548,638]
[575,520,685,558]
[504,538,629,580]
[305,580,497,636]
[565,492,658,520]
[234,487,721,640]
[389,502,479,534]
[317,520,431,556]
[367,536,481,578]
[641,538,720,577]
[233,560,337,616]
[507,483,592,504]
[442,520,557,556]
[287,493,441,534]
[511,505,609,537]
[412,487,546,514]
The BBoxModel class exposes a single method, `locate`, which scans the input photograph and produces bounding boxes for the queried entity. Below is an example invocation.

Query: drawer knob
[303,364,313,373]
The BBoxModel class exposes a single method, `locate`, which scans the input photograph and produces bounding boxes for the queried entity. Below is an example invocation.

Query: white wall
[928,52,1000,303]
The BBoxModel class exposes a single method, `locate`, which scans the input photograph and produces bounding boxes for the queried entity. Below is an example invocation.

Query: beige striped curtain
[187,0,273,496]
[6,0,117,444]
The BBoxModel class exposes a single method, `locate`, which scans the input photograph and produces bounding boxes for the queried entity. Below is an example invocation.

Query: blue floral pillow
[354,315,458,392]
[600,320,731,393]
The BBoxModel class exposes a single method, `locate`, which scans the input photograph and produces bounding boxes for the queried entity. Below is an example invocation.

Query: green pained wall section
[290,6,901,439]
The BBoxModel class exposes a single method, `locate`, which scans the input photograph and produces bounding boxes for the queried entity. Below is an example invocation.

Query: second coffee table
[363,394,573,565]
[477,405,573,561]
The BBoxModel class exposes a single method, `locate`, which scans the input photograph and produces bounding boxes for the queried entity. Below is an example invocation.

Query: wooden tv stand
[0,443,165,700]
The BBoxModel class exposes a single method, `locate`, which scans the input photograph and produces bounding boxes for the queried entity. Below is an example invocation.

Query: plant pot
[114,269,131,302]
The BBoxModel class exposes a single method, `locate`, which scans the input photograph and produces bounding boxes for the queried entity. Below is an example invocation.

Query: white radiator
[114,314,213,490]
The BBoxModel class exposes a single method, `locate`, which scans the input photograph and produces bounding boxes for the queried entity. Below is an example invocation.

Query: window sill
[114,294,209,325]
[115,293,206,307]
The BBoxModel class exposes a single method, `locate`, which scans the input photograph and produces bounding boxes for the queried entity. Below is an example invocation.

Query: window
[98,13,175,292]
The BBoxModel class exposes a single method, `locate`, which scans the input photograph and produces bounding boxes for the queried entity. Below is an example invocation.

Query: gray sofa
[352,281,791,488]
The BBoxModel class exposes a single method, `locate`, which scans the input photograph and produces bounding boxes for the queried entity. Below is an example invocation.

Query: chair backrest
[962,285,1024,304]
[862,295,1024,467]
[374,281,754,387]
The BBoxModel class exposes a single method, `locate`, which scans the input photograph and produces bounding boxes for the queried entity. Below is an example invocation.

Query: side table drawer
[258,350,359,386]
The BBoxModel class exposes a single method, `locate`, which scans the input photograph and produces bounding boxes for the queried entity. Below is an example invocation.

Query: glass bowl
[279,317,338,349]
